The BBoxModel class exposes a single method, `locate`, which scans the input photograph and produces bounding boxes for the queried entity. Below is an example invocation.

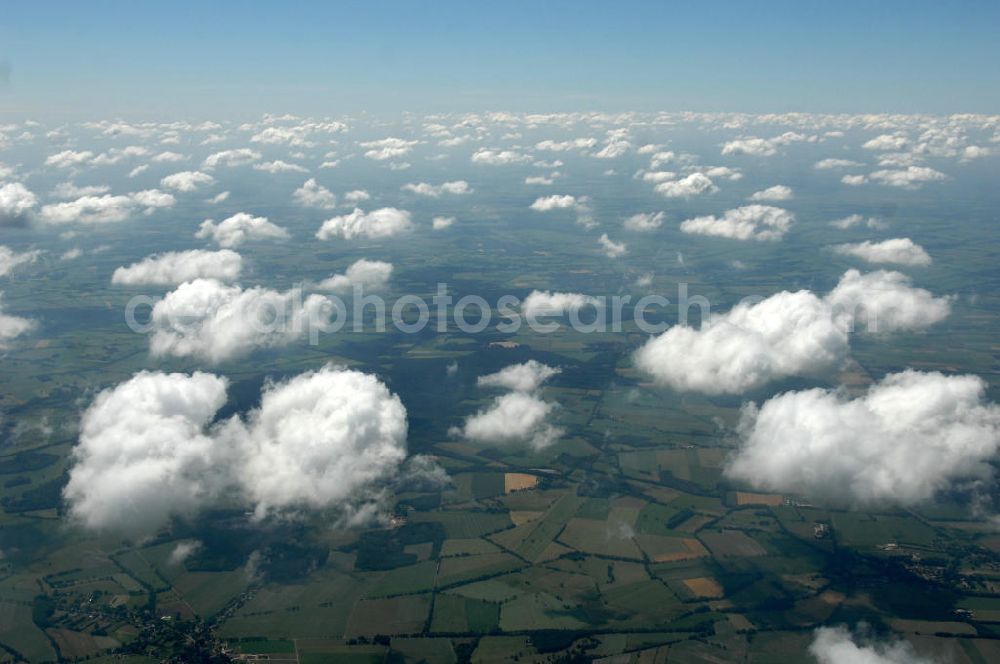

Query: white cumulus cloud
[726,371,1000,506]
[317,259,393,293]
[680,205,794,241]
[160,171,215,192]
[749,185,793,201]
[623,211,664,232]
[831,238,932,266]
[148,279,332,363]
[112,249,243,285]
[655,172,717,198]
[293,178,337,209]
[197,212,290,248]
[402,180,471,197]
[634,269,951,394]
[316,208,412,240]
[64,365,411,534]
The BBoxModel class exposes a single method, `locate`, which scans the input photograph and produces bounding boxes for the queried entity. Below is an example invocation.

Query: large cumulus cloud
[64,365,411,535]
[148,278,333,363]
[218,367,408,519]
[63,371,231,534]
[634,270,951,394]
[809,626,933,664]
[726,370,1000,506]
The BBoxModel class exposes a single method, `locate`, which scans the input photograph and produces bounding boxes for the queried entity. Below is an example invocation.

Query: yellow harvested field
[682,577,724,599]
[728,614,754,631]
[510,511,543,526]
[735,492,784,506]
[505,473,539,493]
[649,537,709,563]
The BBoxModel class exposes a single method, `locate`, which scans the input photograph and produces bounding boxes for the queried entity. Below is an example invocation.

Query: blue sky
[1,0,998,118]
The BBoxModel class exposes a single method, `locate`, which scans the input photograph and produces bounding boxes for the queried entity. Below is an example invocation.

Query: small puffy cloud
[634,269,951,394]
[253,160,308,173]
[90,146,149,167]
[0,245,42,278]
[196,212,290,248]
[112,249,243,286]
[721,138,777,157]
[317,258,393,293]
[655,172,717,198]
[452,361,562,450]
[0,182,38,225]
[432,216,455,230]
[343,190,370,204]
[316,207,412,240]
[169,541,202,565]
[0,294,35,348]
[832,238,931,267]
[360,137,419,161]
[829,214,884,230]
[623,211,663,232]
[721,132,812,157]
[453,392,562,450]
[202,148,261,170]
[148,279,333,363]
[293,178,337,209]
[825,268,951,334]
[530,194,576,211]
[680,205,794,241]
[152,151,186,163]
[402,180,471,197]
[160,170,215,192]
[592,138,631,159]
[207,191,230,205]
[535,138,596,151]
[814,158,864,169]
[471,148,531,165]
[598,233,627,258]
[45,149,95,168]
[726,371,1000,506]
[641,171,677,183]
[869,166,946,189]
[703,165,743,181]
[842,174,868,186]
[39,190,175,225]
[525,174,555,185]
[862,133,909,151]
[522,290,599,319]
[748,185,793,201]
[961,145,991,160]
[64,365,410,535]
[649,151,677,168]
[51,182,110,199]
[477,360,560,393]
